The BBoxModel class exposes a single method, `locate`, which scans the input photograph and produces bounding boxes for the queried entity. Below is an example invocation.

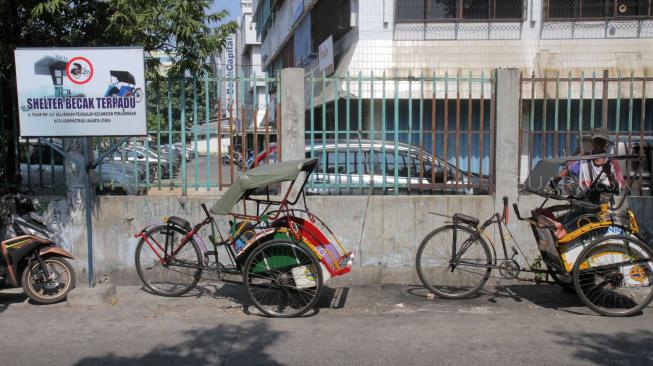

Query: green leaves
[0,0,237,76]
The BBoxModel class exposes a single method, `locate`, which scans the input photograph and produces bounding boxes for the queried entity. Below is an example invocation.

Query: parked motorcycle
[0,193,75,304]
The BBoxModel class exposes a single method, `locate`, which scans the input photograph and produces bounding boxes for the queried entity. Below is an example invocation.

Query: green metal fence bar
[217,69,223,189]
[629,72,635,135]
[554,72,560,157]
[321,70,327,191]
[180,77,187,195]
[443,72,449,191]
[346,72,351,187]
[334,75,340,190]
[393,71,399,194]
[455,72,461,185]
[252,71,258,166]
[479,72,485,190]
[193,74,199,190]
[579,72,585,150]
[541,74,548,161]
[407,75,413,190]
[156,79,162,189]
[418,72,424,185]
[205,71,211,190]
[406,76,413,191]
[240,73,246,174]
[616,70,622,142]
[431,72,436,188]
[467,71,472,188]
[144,135,150,190]
[566,71,572,156]
[167,76,174,189]
[529,72,535,173]
[309,71,315,185]
[357,71,363,188]
[590,71,596,129]
[381,72,386,191]
[370,71,376,180]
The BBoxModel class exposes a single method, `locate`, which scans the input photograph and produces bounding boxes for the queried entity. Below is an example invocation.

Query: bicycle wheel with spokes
[573,235,653,317]
[416,224,493,299]
[243,239,323,318]
[135,225,203,297]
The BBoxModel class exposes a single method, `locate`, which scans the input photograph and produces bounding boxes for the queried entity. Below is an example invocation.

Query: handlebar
[512,203,525,221]
[201,203,211,218]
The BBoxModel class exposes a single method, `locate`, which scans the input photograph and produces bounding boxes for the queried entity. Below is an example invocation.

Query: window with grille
[395,0,525,21]
[545,0,652,20]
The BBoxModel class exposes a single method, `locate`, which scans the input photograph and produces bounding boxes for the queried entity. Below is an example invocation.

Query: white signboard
[225,36,236,117]
[318,36,334,75]
[14,47,147,137]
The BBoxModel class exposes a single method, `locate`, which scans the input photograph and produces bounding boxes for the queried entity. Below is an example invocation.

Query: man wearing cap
[555,128,625,231]
[561,127,625,203]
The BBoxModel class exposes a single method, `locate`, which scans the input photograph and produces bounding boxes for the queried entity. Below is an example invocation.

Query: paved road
[1,281,652,366]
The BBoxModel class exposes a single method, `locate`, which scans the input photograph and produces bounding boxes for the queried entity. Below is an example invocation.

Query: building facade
[254,0,653,78]
[252,0,652,189]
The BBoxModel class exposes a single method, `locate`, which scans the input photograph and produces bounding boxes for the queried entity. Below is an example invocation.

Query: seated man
[557,128,625,229]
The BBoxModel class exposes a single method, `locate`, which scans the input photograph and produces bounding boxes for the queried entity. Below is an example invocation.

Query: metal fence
[305,71,496,195]
[519,71,653,196]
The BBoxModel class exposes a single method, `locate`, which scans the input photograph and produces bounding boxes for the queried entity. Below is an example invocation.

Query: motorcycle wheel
[22,257,76,304]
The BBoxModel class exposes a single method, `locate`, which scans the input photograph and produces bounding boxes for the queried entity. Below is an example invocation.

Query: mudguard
[1,235,51,287]
[39,246,74,260]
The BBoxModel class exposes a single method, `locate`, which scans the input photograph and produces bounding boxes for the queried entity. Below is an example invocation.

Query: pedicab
[134,158,355,317]
[104,70,143,102]
[416,154,653,316]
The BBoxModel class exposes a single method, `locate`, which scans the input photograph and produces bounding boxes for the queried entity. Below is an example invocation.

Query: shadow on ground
[0,291,27,314]
[407,282,590,314]
[73,320,283,366]
[139,280,350,317]
[550,329,653,366]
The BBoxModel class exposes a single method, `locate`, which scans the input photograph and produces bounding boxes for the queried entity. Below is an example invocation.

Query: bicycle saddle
[166,216,192,232]
[452,213,480,227]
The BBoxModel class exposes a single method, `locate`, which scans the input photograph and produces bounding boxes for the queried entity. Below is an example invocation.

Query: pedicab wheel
[416,225,492,299]
[134,88,143,103]
[135,225,203,297]
[243,239,323,318]
[572,235,653,317]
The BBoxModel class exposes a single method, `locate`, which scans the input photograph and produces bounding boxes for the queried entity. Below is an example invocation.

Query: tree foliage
[0,0,237,178]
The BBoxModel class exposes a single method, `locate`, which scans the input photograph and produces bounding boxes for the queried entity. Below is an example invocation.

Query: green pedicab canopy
[210,158,318,215]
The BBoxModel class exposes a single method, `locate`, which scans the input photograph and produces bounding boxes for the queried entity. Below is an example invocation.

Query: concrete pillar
[279,68,306,162]
[494,69,521,210]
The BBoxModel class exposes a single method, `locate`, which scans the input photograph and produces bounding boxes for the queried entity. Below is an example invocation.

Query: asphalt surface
[1,280,652,366]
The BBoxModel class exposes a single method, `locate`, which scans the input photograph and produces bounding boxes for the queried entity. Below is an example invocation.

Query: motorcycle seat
[452,213,480,227]
[166,216,192,232]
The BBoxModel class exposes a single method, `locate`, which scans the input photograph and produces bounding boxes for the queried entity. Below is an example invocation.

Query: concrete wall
[33,193,653,286]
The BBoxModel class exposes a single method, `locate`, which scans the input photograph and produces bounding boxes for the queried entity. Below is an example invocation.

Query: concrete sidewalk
[1,281,652,366]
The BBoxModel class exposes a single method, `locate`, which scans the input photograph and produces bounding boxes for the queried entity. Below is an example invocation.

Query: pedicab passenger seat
[452,213,479,227]
[165,216,192,232]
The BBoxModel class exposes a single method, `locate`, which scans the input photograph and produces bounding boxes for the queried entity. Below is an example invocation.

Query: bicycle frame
[449,198,549,277]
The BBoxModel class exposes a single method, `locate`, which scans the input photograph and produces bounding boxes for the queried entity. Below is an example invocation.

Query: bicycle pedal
[204,251,219,256]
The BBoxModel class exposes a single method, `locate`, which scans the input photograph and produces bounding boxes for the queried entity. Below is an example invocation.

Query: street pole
[83,137,94,287]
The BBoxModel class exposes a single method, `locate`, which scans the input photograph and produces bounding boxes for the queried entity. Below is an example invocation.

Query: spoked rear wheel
[243,239,323,318]
[135,225,203,297]
[416,225,492,299]
[572,235,653,317]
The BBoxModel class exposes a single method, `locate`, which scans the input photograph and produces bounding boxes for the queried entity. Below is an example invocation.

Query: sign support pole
[40,137,128,287]
[83,137,94,287]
